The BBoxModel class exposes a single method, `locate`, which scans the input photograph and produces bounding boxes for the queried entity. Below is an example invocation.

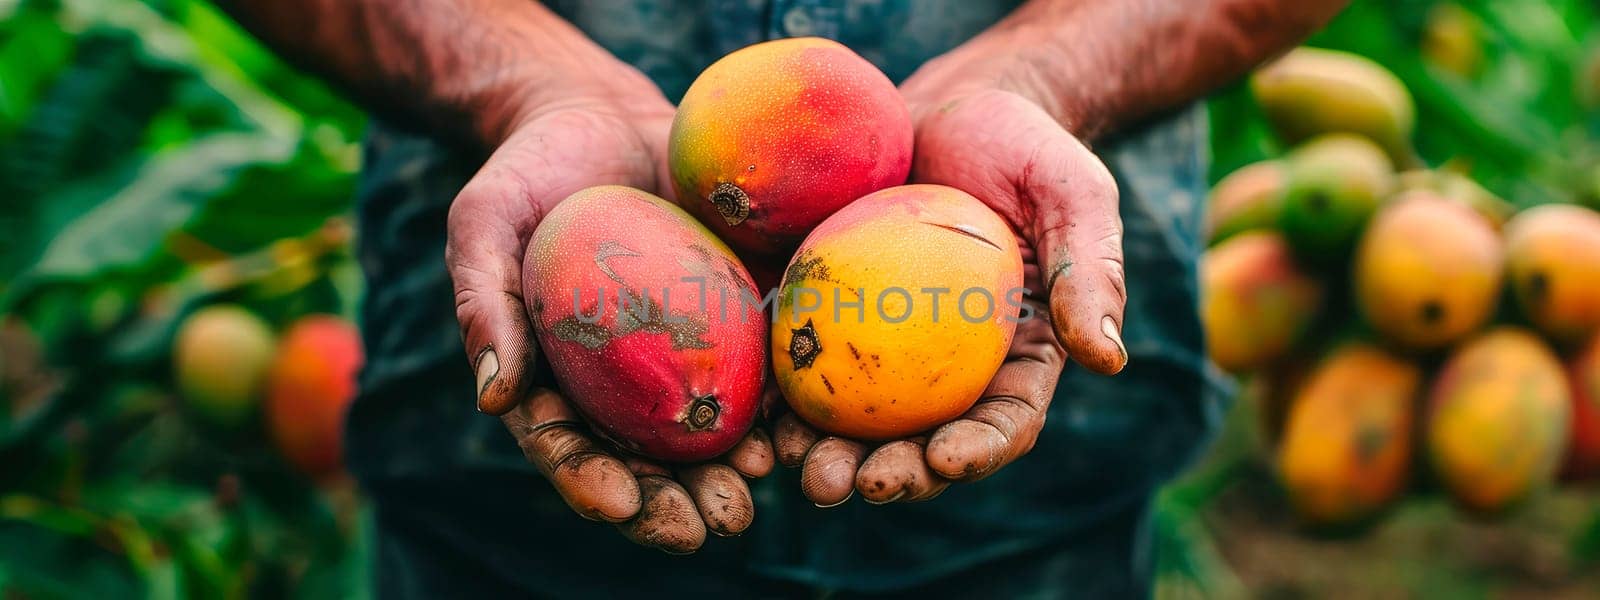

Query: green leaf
[0,6,76,136]
[5,132,293,304]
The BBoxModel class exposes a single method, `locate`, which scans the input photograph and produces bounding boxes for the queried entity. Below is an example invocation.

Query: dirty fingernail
[1102,316,1127,369]
[864,490,907,506]
[475,348,499,408]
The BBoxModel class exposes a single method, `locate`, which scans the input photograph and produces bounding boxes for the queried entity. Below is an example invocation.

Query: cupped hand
[773,86,1127,506]
[445,82,775,552]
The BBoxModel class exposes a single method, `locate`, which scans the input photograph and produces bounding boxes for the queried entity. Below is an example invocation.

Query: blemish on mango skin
[613,293,716,350]
[783,251,834,287]
[551,293,718,351]
[594,241,642,283]
[921,221,1003,251]
[550,317,611,350]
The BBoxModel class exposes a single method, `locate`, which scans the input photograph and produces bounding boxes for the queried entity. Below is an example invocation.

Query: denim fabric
[346,1,1228,596]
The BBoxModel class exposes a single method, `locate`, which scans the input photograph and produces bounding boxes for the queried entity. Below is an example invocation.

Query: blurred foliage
[1209,0,1600,210]
[0,0,366,596]
[2,0,1599,596]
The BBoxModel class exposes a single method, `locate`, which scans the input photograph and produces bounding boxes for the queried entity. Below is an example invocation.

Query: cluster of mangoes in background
[1203,46,1600,529]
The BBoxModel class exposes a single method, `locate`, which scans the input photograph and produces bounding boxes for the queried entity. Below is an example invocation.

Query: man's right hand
[445,76,775,554]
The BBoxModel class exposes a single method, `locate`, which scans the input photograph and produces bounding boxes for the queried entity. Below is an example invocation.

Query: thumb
[446,163,542,415]
[1024,132,1128,375]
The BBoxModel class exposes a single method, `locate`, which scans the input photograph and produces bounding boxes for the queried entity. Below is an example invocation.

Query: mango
[1354,191,1504,351]
[173,305,276,426]
[1251,47,1417,165]
[1504,204,1600,346]
[1427,328,1571,513]
[772,185,1022,440]
[1277,343,1420,527]
[265,315,363,480]
[1201,232,1323,375]
[1205,160,1287,246]
[1396,169,1514,229]
[1278,134,1395,266]
[669,37,913,255]
[1421,3,1485,78]
[524,186,765,462]
[1563,333,1600,480]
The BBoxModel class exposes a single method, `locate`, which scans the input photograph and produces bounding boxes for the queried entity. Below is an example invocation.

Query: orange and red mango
[1504,204,1600,346]
[173,305,276,426]
[1354,191,1503,351]
[1201,232,1323,375]
[265,315,363,481]
[1277,343,1420,527]
[772,185,1022,440]
[1427,328,1571,513]
[1564,333,1600,480]
[524,186,765,462]
[669,37,913,255]
[1205,159,1288,246]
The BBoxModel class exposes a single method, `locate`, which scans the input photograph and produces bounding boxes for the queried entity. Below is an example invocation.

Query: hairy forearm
[906,0,1348,139]
[216,0,656,145]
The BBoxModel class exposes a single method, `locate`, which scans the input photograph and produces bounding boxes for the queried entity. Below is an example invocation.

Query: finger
[447,160,542,415]
[724,428,775,478]
[926,317,1065,481]
[800,437,869,507]
[774,412,822,468]
[617,471,707,554]
[677,464,755,537]
[856,438,950,504]
[758,379,784,421]
[1024,130,1128,375]
[502,388,640,522]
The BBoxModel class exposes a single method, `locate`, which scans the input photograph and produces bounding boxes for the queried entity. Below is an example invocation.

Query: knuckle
[517,421,589,472]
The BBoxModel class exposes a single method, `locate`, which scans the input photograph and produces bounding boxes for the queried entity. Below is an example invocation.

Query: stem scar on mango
[1420,299,1445,325]
[683,395,720,431]
[789,320,821,369]
[709,182,751,226]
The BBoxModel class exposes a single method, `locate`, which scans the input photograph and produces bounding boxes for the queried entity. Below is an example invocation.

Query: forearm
[215,0,657,145]
[904,0,1348,140]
